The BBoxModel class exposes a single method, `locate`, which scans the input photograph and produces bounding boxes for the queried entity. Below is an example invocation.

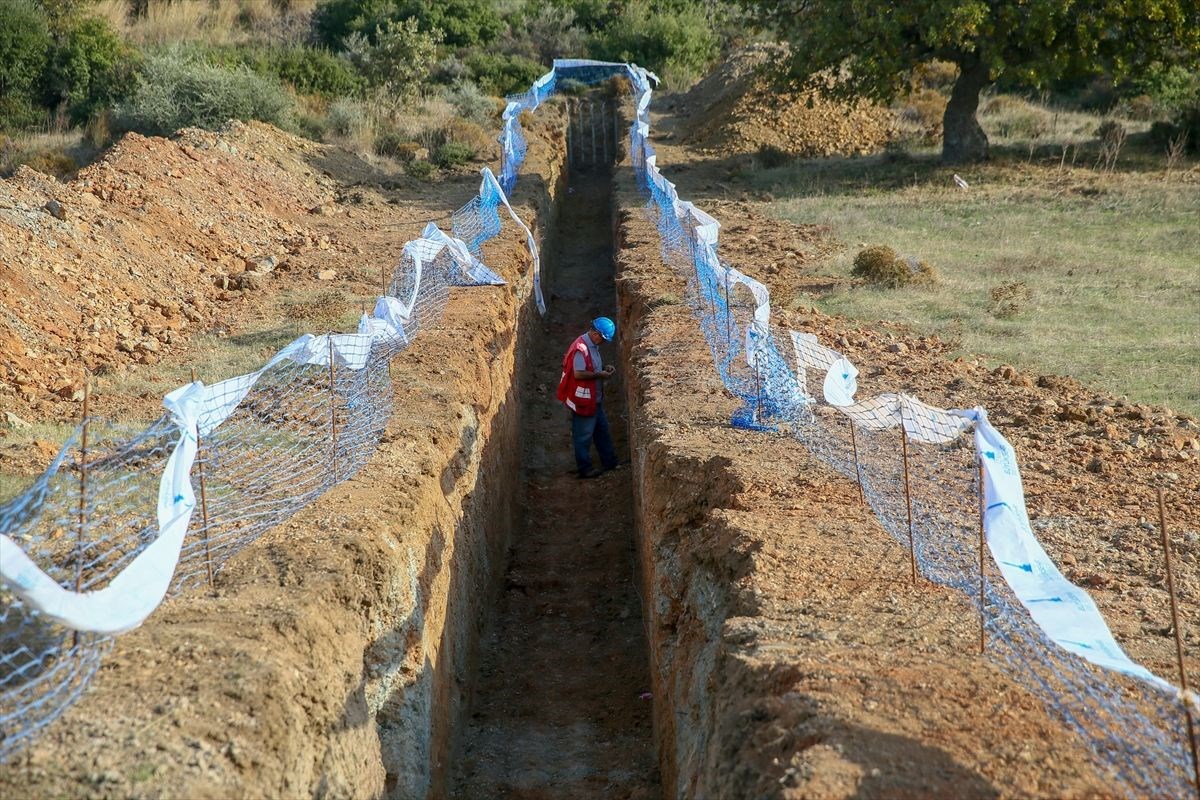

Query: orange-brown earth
[611,99,1198,797]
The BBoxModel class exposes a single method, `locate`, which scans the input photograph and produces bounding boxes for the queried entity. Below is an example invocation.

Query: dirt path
[449,172,660,798]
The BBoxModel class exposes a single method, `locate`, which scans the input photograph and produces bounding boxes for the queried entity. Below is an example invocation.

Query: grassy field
[753,121,1200,416]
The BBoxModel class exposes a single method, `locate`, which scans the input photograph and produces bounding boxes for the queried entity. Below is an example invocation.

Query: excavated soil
[673,45,896,160]
[610,101,1199,797]
[450,171,658,798]
[0,107,569,798]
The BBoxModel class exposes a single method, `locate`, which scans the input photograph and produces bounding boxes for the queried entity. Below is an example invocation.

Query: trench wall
[0,115,567,800]
[610,162,1111,799]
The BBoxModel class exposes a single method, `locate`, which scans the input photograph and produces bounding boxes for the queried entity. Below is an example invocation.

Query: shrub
[899,88,947,136]
[444,80,496,126]
[262,46,363,98]
[345,17,441,109]
[114,51,294,137]
[988,281,1032,319]
[432,116,492,153]
[325,96,370,136]
[43,17,141,126]
[753,144,788,169]
[374,128,420,159]
[464,51,544,97]
[588,0,717,87]
[432,140,474,168]
[405,158,434,179]
[0,0,52,130]
[852,245,937,288]
[312,0,501,49]
[285,289,351,326]
[981,94,1051,139]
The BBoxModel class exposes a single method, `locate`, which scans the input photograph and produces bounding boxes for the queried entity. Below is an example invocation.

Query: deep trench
[447,170,660,798]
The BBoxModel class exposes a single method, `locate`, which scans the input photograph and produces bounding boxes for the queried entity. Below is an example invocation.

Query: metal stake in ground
[191,368,215,590]
[900,421,917,585]
[72,372,91,649]
[329,336,339,483]
[978,457,987,654]
[611,99,620,161]
[590,99,598,167]
[848,421,865,505]
[723,270,732,349]
[567,98,575,172]
[1158,489,1200,799]
[752,351,762,426]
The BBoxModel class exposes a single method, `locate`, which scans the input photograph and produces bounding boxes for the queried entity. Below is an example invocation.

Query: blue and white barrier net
[1,58,1194,798]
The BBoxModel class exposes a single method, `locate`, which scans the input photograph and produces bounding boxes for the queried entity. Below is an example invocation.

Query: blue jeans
[571,404,617,475]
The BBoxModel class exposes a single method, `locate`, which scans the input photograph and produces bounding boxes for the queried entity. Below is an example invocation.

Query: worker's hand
[603,365,615,376]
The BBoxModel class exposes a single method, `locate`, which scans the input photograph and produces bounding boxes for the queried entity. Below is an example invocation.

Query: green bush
[587,0,717,87]
[43,17,140,125]
[405,158,434,179]
[345,17,441,109]
[325,96,370,136]
[261,46,363,98]
[444,80,495,125]
[0,0,52,130]
[114,51,294,137]
[464,51,543,97]
[432,140,473,167]
[312,0,501,49]
[851,245,937,288]
[374,128,420,159]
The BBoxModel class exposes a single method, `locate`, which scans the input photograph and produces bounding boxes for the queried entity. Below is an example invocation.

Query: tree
[344,17,441,110]
[0,0,52,129]
[741,0,1200,163]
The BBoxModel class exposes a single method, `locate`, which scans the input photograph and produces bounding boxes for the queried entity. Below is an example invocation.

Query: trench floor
[450,171,660,798]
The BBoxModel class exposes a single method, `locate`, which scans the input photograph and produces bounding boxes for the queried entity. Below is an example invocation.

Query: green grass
[754,145,1200,416]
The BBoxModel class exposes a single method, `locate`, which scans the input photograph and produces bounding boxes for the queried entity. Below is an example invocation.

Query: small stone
[317,269,337,281]
[3,411,31,429]
[247,256,276,274]
[887,342,908,354]
[234,272,265,291]
[1060,405,1088,423]
[1129,433,1148,450]
[1030,400,1059,417]
[43,199,65,220]
[1085,457,1106,474]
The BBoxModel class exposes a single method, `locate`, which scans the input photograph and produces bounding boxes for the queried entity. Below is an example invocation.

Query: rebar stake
[72,372,91,649]
[752,352,762,426]
[978,458,987,655]
[723,271,732,348]
[567,98,575,172]
[848,421,865,505]
[329,336,339,482]
[191,368,215,590]
[590,99,598,166]
[900,423,916,585]
[1158,489,1200,799]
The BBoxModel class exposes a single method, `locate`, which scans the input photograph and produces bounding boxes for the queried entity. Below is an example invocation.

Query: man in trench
[556,317,619,478]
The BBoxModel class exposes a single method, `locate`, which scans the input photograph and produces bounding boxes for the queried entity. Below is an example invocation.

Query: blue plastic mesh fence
[624,60,1197,796]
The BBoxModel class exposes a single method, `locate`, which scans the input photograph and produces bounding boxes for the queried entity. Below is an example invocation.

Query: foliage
[432,139,473,167]
[258,46,363,98]
[113,50,294,136]
[742,0,1200,162]
[325,95,370,136]
[374,129,419,159]
[0,0,53,130]
[463,51,544,97]
[1130,63,1200,117]
[311,0,500,49]
[500,3,588,65]
[852,245,936,288]
[588,0,717,86]
[443,80,495,126]
[344,17,441,108]
[405,157,434,178]
[43,17,140,125]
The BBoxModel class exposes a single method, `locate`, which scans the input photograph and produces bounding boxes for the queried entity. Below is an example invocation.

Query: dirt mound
[677,44,895,159]
[0,122,337,417]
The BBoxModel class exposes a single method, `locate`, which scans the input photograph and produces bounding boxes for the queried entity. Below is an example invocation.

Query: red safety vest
[556,334,597,416]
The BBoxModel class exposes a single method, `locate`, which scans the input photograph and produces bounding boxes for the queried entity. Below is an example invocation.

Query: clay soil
[608,97,1200,797]
[451,171,659,798]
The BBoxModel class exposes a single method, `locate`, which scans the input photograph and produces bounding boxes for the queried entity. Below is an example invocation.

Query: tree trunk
[942,57,991,164]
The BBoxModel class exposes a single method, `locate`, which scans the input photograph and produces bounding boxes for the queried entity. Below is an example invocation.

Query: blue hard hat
[592,316,616,341]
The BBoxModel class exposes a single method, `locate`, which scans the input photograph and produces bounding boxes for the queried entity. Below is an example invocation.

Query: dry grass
[756,147,1200,416]
[90,0,316,47]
